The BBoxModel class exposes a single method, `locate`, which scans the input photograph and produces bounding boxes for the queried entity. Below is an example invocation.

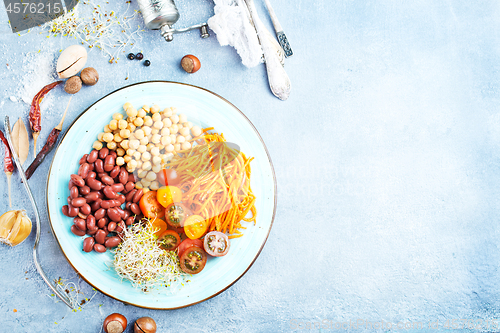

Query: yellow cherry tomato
[184,215,209,239]
[148,217,167,238]
[157,186,182,208]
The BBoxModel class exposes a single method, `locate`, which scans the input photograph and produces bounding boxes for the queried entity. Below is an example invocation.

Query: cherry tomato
[149,218,167,237]
[177,238,203,257]
[179,246,207,274]
[204,231,230,257]
[157,230,181,251]
[157,186,182,208]
[165,203,190,228]
[139,190,165,219]
[157,168,180,186]
[184,215,209,239]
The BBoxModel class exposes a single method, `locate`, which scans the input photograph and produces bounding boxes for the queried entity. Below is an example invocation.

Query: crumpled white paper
[208,0,263,68]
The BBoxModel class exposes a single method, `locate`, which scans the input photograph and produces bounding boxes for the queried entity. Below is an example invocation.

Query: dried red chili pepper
[26,96,72,179]
[0,129,14,207]
[29,81,62,155]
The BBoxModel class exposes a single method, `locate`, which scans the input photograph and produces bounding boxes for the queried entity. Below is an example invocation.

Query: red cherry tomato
[165,203,190,228]
[203,231,230,257]
[177,238,203,257]
[179,246,207,274]
[139,190,165,219]
[157,230,181,251]
[157,168,180,186]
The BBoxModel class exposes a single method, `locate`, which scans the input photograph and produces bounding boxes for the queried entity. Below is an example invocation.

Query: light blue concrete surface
[1,0,500,332]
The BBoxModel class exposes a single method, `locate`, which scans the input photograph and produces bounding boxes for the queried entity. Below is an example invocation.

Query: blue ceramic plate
[46,81,276,309]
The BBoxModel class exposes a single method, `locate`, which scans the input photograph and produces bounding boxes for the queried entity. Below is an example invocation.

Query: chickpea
[103,132,114,142]
[116,157,125,166]
[126,149,135,156]
[152,164,162,173]
[120,129,131,139]
[151,134,161,144]
[142,161,152,171]
[152,156,162,166]
[116,148,125,156]
[152,113,161,122]
[138,108,147,118]
[93,140,103,150]
[170,114,179,124]
[126,107,138,118]
[179,127,190,137]
[181,141,192,150]
[141,179,152,187]
[151,128,160,135]
[153,121,163,130]
[134,117,144,127]
[142,105,150,112]
[191,125,202,137]
[120,140,130,150]
[178,113,187,123]
[185,135,193,141]
[114,134,123,143]
[138,145,147,153]
[127,123,136,132]
[133,151,142,160]
[145,171,156,182]
[143,188,150,193]
[97,132,105,142]
[184,121,193,129]
[144,116,153,127]
[134,129,145,140]
[150,181,160,191]
[140,137,149,146]
[127,160,137,169]
[162,118,172,128]
[107,141,117,150]
[161,135,171,146]
[135,182,144,189]
[113,113,124,121]
[124,155,132,163]
[174,143,181,151]
[169,134,177,144]
[176,135,186,144]
[136,160,143,169]
[104,124,112,133]
[142,152,151,161]
[170,124,179,134]
[151,146,160,156]
[162,107,173,117]
[123,102,133,110]
[109,119,118,130]
[161,127,170,136]
[138,169,148,179]
[146,143,155,151]
[141,127,151,136]
[118,119,128,130]
[151,104,160,114]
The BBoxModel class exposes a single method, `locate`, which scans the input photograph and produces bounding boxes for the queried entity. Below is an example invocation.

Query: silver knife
[262,0,293,57]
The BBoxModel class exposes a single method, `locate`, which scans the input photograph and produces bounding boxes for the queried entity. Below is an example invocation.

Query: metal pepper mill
[137,0,210,42]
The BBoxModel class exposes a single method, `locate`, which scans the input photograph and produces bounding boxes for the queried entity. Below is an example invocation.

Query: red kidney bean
[125,202,132,210]
[108,208,121,222]
[73,218,86,232]
[90,199,101,212]
[94,243,106,253]
[70,186,79,199]
[96,190,104,199]
[101,225,109,234]
[86,171,96,180]
[109,150,117,158]
[95,229,107,244]
[105,236,121,248]
[80,203,91,215]
[104,155,115,172]
[86,215,96,229]
[129,203,141,215]
[87,149,98,163]
[87,178,102,191]
[103,186,117,199]
[62,205,70,217]
[67,196,72,205]
[79,185,91,196]
[119,169,128,185]
[68,205,79,217]
[101,175,114,186]
[79,154,88,165]
[132,189,143,203]
[97,217,108,228]
[125,181,135,192]
[79,163,91,179]
[97,172,107,179]
[83,237,95,252]
[95,208,106,220]
[78,212,88,219]
[71,197,86,208]
[84,192,99,202]
[70,174,85,187]
[107,222,117,232]
[115,222,124,233]
[68,179,75,190]
[122,209,131,220]
[95,159,104,173]
[115,207,125,219]
[116,194,126,205]
[99,147,109,159]
[125,216,135,226]
[88,162,95,171]
[100,200,113,209]
[87,225,99,235]
[71,225,86,236]
[111,183,124,193]
[125,189,137,202]
[128,173,136,183]
[110,165,120,178]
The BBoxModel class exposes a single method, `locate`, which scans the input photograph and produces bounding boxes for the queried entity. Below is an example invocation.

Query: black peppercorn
[144,60,151,67]
[127,53,135,60]
[135,52,144,60]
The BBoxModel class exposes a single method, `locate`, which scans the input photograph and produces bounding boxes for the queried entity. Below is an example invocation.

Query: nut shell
[103,313,127,333]
[64,76,82,94]
[181,55,201,74]
[57,45,88,78]
[81,67,99,86]
[134,317,157,333]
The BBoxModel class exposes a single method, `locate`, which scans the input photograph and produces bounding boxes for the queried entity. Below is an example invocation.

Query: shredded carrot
[167,131,256,236]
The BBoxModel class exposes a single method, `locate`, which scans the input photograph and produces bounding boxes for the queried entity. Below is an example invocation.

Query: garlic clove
[0,210,32,246]
[56,45,88,79]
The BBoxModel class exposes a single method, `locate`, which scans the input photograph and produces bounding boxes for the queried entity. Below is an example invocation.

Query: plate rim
[46,80,277,310]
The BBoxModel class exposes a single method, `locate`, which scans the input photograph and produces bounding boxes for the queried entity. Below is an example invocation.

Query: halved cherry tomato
[157,230,181,251]
[177,238,203,257]
[184,215,209,239]
[157,186,182,208]
[139,190,165,219]
[204,231,230,257]
[170,225,185,235]
[149,218,167,238]
[157,168,180,186]
[179,246,207,274]
[165,203,190,228]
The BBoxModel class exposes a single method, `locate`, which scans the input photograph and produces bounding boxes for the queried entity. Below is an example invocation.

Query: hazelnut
[181,55,201,74]
[134,316,157,333]
[81,67,99,86]
[103,313,127,333]
[64,76,82,94]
